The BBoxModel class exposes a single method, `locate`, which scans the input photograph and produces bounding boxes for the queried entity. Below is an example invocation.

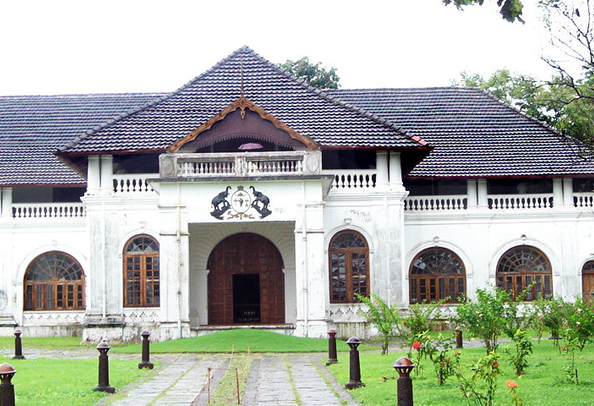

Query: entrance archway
[207,233,285,325]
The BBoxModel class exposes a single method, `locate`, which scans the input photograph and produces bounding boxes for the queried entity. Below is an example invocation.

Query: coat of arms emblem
[210,186,271,220]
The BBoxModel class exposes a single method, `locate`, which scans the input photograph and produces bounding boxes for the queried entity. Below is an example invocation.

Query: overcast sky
[0,0,559,96]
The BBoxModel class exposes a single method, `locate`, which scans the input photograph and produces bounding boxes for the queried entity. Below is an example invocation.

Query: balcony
[159,151,323,179]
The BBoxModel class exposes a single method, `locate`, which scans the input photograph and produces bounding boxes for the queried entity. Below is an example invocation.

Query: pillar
[87,156,101,196]
[100,155,114,196]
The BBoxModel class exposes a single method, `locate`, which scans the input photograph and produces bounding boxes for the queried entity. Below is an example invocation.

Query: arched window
[409,248,465,304]
[496,246,552,300]
[329,230,369,303]
[582,261,594,304]
[123,235,160,307]
[24,251,85,310]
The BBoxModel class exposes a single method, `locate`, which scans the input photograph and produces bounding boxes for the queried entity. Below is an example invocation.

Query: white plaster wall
[404,210,594,302]
[0,220,88,328]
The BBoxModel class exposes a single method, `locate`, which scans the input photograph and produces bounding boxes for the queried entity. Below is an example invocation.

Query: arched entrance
[207,233,285,325]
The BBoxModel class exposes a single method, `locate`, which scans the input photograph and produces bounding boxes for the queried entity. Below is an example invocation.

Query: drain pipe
[301,182,309,337]
[177,183,183,339]
[101,199,107,320]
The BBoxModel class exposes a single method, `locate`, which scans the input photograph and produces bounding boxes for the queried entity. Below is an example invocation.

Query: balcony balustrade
[12,203,86,219]
[159,151,322,179]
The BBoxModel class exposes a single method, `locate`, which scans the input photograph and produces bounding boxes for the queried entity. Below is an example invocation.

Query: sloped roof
[59,47,425,156]
[329,87,594,178]
[0,93,164,186]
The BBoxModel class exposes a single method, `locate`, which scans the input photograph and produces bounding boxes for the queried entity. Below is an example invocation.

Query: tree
[280,57,340,89]
[443,0,524,22]
[454,1,594,146]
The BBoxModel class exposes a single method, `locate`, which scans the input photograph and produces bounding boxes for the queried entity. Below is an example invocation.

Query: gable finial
[240,53,246,118]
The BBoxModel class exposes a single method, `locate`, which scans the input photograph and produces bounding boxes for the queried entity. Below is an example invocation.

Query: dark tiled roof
[0,93,164,186]
[59,47,425,156]
[328,87,594,178]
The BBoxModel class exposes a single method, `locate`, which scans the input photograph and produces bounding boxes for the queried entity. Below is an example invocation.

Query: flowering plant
[506,380,525,406]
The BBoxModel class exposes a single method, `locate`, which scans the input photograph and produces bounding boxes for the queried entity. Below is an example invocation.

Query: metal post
[455,328,463,349]
[13,330,24,360]
[93,341,115,393]
[394,357,414,406]
[326,328,338,366]
[0,363,16,406]
[138,331,154,369]
[345,336,365,389]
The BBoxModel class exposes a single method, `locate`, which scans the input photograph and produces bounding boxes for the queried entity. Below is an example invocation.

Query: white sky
[0,0,559,96]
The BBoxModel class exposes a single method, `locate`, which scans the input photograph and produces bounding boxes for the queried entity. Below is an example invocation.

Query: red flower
[492,361,499,367]
[506,380,518,389]
[412,341,421,350]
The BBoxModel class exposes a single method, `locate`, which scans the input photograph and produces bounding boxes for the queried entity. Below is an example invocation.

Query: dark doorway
[233,274,261,323]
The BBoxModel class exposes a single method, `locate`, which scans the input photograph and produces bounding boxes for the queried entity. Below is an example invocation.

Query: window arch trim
[496,245,552,300]
[328,230,370,304]
[123,234,160,308]
[24,251,85,311]
[409,247,466,304]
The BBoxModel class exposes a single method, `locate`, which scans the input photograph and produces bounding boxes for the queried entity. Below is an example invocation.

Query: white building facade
[1,47,594,342]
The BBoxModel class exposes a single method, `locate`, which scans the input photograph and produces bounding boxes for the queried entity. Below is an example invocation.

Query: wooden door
[207,233,285,325]
[583,261,594,304]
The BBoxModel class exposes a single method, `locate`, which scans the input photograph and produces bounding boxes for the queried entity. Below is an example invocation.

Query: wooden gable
[168,97,318,153]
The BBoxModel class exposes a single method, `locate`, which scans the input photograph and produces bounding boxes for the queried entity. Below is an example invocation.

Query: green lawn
[111,329,361,353]
[327,340,594,405]
[2,356,148,406]
[5,330,592,406]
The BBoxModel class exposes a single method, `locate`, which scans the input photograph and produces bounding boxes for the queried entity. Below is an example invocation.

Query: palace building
[1,47,594,341]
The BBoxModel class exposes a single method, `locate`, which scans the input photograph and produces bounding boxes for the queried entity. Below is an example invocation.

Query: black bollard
[0,363,16,406]
[393,357,415,406]
[345,336,365,389]
[13,329,24,360]
[455,328,463,349]
[326,328,338,366]
[93,341,115,393]
[138,331,154,369]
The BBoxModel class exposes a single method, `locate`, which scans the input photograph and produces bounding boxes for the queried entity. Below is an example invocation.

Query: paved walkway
[91,352,359,406]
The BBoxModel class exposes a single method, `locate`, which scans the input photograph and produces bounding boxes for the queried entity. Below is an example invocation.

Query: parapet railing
[323,170,377,190]
[12,203,86,219]
[159,151,322,178]
[487,193,554,210]
[404,195,468,211]
[113,174,157,196]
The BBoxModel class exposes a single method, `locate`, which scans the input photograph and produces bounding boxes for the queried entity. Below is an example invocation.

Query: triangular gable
[168,97,318,152]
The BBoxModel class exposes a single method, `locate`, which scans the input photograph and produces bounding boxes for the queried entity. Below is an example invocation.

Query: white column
[87,156,100,196]
[553,178,563,209]
[376,151,389,188]
[467,180,477,209]
[100,155,114,196]
[562,178,574,207]
[294,181,327,338]
[477,180,488,209]
[1,188,12,219]
[389,151,403,187]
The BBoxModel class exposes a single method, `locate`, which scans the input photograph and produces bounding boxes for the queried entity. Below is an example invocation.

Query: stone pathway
[92,352,358,406]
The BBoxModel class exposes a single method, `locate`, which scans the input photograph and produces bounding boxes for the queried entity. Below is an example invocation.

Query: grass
[2,356,148,406]
[3,330,594,405]
[111,329,367,354]
[210,352,253,405]
[0,336,86,349]
[327,339,594,405]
